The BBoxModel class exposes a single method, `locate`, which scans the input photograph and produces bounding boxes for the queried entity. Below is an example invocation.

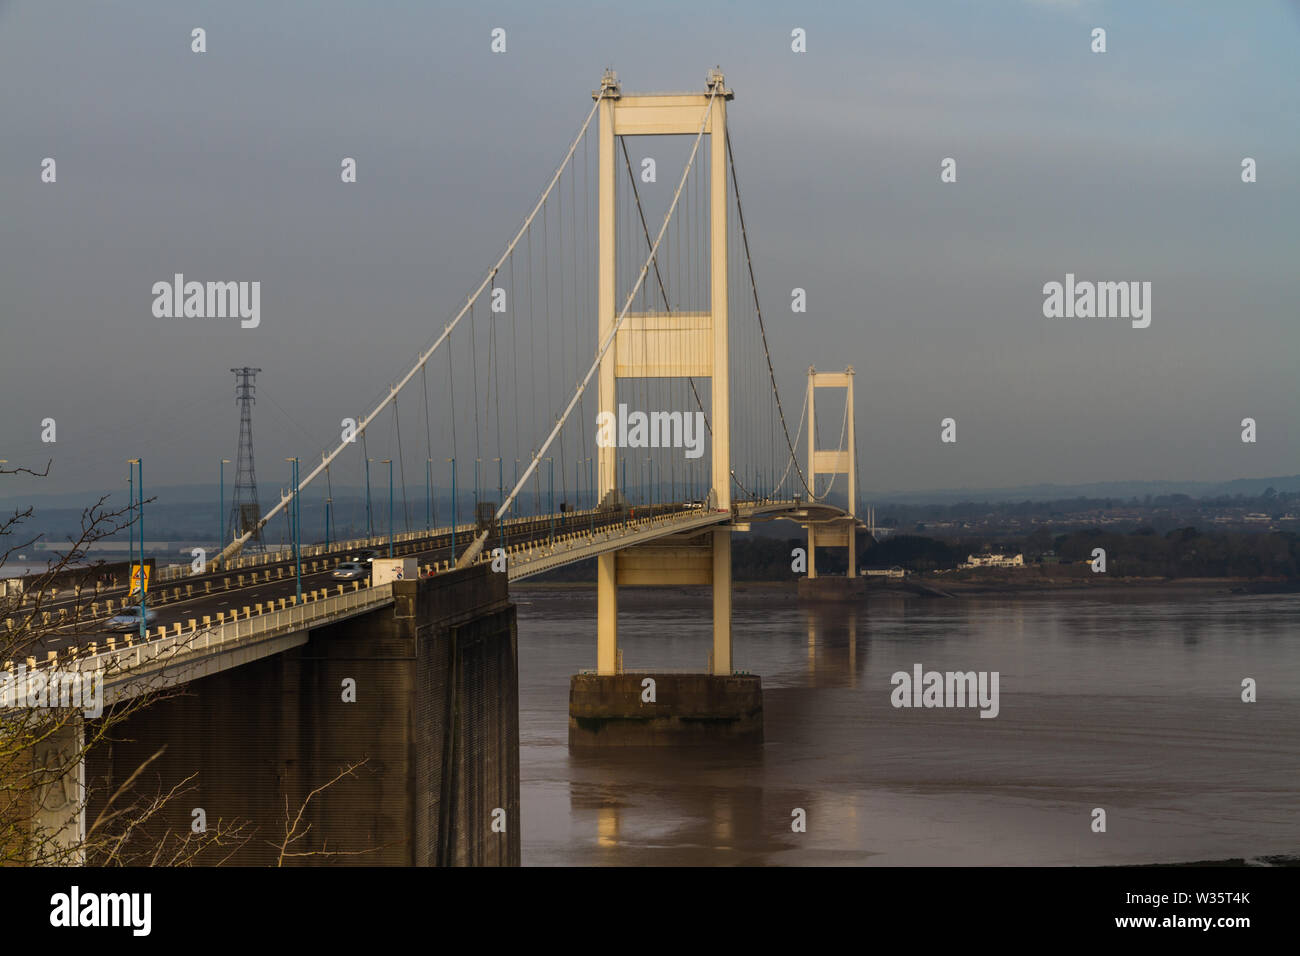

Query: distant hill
[3,474,1299,516]
[867,475,1300,505]
[0,482,371,510]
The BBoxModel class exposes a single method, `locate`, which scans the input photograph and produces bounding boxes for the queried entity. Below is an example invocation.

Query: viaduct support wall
[83,565,518,865]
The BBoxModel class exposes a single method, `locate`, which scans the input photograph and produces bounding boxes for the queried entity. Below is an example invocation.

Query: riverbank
[909,575,1300,596]
[513,577,1299,596]
[1137,855,1300,867]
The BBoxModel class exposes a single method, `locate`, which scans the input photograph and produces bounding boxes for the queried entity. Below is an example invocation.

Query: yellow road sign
[130,564,150,594]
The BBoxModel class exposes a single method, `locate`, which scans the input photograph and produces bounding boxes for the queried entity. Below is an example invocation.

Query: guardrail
[5,502,805,624]
[503,508,738,578]
[193,507,609,574]
[44,583,396,689]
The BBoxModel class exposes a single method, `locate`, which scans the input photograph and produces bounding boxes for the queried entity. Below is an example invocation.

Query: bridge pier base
[568,673,762,749]
[797,575,866,601]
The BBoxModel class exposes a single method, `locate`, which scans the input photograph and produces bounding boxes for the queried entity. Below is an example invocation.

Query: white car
[332,561,368,581]
[105,606,158,632]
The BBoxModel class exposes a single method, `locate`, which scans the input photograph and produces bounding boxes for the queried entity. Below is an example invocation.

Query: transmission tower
[228,367,264,549]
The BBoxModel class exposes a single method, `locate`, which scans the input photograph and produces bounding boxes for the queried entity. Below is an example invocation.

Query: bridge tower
[799,366,862,597]
[594,68,734,676]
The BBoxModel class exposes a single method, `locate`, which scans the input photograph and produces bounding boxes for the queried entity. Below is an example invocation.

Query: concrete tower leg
[597,553,618,675]
[712,529,732,675]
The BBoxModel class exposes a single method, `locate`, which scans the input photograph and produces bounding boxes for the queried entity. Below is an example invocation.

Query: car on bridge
[104,605,158,632]
[353,549,378,564]
[332,561,369,581]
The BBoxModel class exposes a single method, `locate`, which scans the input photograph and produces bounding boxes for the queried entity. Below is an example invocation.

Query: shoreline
[915,574,1300,598]
[1135,855,1300,868]
[512,577,1300,596]
[907,576,1300,596]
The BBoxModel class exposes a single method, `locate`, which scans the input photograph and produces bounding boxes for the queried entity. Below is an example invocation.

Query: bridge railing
[35,583,396,694]
[186,507,611,575]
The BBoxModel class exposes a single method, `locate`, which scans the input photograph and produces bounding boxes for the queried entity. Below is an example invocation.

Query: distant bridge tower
[228,367,264,549]
[801,366,860,589]
[594,68,735,676]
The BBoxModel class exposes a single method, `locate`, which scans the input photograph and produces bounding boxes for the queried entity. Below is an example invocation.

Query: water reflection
[565,749,780,861]
[519,587,1300,865]
[596,806,618,848]
[802,604,863,687]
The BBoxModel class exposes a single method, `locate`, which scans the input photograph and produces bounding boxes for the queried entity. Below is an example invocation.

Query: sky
[1,0,1297,506]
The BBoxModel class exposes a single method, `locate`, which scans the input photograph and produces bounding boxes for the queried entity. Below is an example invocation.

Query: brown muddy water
[515,585,1300,865]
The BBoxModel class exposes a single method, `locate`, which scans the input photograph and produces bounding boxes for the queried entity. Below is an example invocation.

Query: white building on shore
[961,552,1025,569]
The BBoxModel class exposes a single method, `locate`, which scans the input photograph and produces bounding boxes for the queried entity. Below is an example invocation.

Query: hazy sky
[2,0,1297,504]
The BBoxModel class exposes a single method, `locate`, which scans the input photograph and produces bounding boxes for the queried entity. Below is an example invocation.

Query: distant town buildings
[962,552,1025,569]
[862,566,907,579]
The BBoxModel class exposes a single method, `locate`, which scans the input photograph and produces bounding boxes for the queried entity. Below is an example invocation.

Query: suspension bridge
[9,70,874,862]
[196,66,869,677]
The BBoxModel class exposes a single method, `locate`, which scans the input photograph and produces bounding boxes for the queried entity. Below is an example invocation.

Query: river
[515,585,1300,865]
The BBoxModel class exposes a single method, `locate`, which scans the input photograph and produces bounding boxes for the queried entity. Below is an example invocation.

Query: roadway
[8,497,836,664]
[8,503,702,660]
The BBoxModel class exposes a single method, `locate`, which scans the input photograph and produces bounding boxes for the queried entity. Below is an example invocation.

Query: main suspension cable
[726,131,811,498]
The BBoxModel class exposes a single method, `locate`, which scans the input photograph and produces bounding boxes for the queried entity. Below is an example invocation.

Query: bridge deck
[5,498,853,694]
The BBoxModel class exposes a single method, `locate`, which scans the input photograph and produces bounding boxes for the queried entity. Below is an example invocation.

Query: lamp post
[137,459,145,642]
[382,459,393,557]
[219,458,230,546]
[586,457,594,532]
[319,463,330,548]
[279,486,289,549]
[365,456,375,539]
[425,458,433,531]
[324,462,334,548]
[127,463,135,591]
[543,457,554,544]
[286,457,302,601]
[447,457,457,561]
[128,458,145,642]
[493,457,503,552]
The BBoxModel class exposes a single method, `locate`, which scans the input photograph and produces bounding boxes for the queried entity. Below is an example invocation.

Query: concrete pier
[798,576,866,602]
[569,673,762,749]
